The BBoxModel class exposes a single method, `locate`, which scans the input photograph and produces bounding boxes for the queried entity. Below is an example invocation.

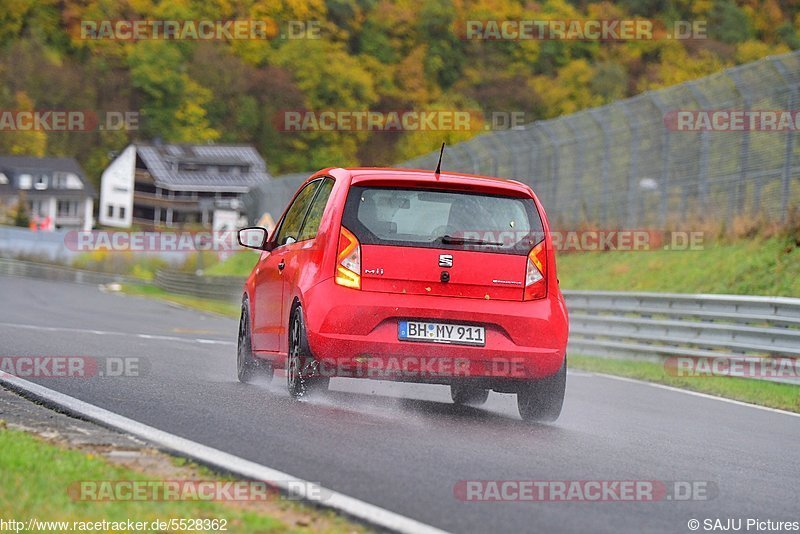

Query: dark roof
[135,143,271,192]
[0,155,85,174]
[0,154,95,197]
[243,172,311,224]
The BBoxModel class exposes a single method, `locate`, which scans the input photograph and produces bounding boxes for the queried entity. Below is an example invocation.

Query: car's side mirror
[238,227,269,250]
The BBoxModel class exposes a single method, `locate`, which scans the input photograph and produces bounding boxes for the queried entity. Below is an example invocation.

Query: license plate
[398,321,485,346]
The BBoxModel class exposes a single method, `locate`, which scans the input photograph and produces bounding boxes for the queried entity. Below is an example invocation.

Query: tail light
[524,240,547,300]
[335,226,361,289]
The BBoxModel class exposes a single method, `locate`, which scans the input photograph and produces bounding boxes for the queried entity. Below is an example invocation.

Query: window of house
[65,173,83,189]
[18,174,32,189]
[34,174,48,190]
[0,172,8,185]
[178,163,203,172]
[119,206,126,219]
[107,204,114,218]
[57,201,78,218]
[29,200,45,217]
[53,172,83,190]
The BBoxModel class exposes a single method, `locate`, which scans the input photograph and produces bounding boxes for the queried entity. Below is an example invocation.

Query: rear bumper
[302,280,568,382]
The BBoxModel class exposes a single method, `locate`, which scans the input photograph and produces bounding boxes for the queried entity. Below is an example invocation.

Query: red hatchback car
[237,167,568,422]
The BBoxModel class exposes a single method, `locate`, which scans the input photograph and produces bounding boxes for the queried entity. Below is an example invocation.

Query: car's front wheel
[287,306,328,399]
[516,356,566,422]
[237,299,273,383]
[450,385,489,406]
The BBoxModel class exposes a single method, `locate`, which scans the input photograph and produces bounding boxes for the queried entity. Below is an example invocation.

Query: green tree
[128,41,219,142]
[417,0,464,90]
[708,0,755,44]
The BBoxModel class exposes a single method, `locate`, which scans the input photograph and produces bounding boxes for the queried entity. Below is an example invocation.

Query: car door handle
[278,260,285,271]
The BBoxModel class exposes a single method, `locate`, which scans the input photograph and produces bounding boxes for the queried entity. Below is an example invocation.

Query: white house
[99,142,271,230]
[0,155,95,231]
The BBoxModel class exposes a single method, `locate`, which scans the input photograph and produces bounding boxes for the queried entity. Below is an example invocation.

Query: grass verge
[205,252,259,277]
[118,275,800,414]
[121,284,240,318]
[0,427,359,533]
[204,235,800,296]
[557,235,800,296]
[570,354,800,413]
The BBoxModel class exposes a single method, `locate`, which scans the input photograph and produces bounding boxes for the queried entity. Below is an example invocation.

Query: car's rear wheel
[450,385,489,406]
[287,306,328,399]
[516,357,566,422]
[237,300,272,383]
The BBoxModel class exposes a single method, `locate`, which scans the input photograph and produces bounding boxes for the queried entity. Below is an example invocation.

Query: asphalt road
[2,275,798,533]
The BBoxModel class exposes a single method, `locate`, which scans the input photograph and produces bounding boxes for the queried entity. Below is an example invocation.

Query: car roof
[318,167,534,198]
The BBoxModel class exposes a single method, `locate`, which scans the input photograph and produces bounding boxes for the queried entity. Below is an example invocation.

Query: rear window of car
[342,186,544,255]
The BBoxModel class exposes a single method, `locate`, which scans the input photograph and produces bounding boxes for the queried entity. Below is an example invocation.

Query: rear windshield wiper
[441,235,503,247]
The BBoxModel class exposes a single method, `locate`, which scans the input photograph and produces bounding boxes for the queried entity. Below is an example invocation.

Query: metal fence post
[770,57,797,222]
[395,50,800,231]
[621,102,640,227]
[687,82,711,219]
[589,110,610,225]
[523,125,540,183]
[649,92,671,227]
[484,134,501,176]
[728,68,751,218]
[565,116,585,223]
[464,144,481,174]
[537,123,560,208]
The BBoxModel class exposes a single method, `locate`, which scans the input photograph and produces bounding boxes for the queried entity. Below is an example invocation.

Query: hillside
[1,1,797,185]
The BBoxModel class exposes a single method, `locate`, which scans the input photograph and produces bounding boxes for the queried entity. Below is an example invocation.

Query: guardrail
[0,257,140,286]
[5,259,795,379]
[147,273,800,366]
[153,269,244,301]
[564,290,800,363]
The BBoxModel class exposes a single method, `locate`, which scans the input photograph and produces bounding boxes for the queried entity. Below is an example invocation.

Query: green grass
[204,235,800,296]
[0,428,353,533]
[205,252,259,277]
[557,235,800,296]
[124,236,800,412]
[122,284,240,318]
[70,252,170,281]
[570,355,800,412]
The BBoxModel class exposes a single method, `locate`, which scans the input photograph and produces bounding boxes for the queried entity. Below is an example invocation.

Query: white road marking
[0,322,235,347]
[0,373,449,534]
[566,370,593,377]
[587,372,800,418]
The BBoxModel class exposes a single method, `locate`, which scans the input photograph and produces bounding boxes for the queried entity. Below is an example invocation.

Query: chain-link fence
[401,51,800,230]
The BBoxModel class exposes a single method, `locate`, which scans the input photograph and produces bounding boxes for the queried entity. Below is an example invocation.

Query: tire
[450,385,490,406]
[237,298,273,384]
[287,306,328,399]
[516,356,566,423]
